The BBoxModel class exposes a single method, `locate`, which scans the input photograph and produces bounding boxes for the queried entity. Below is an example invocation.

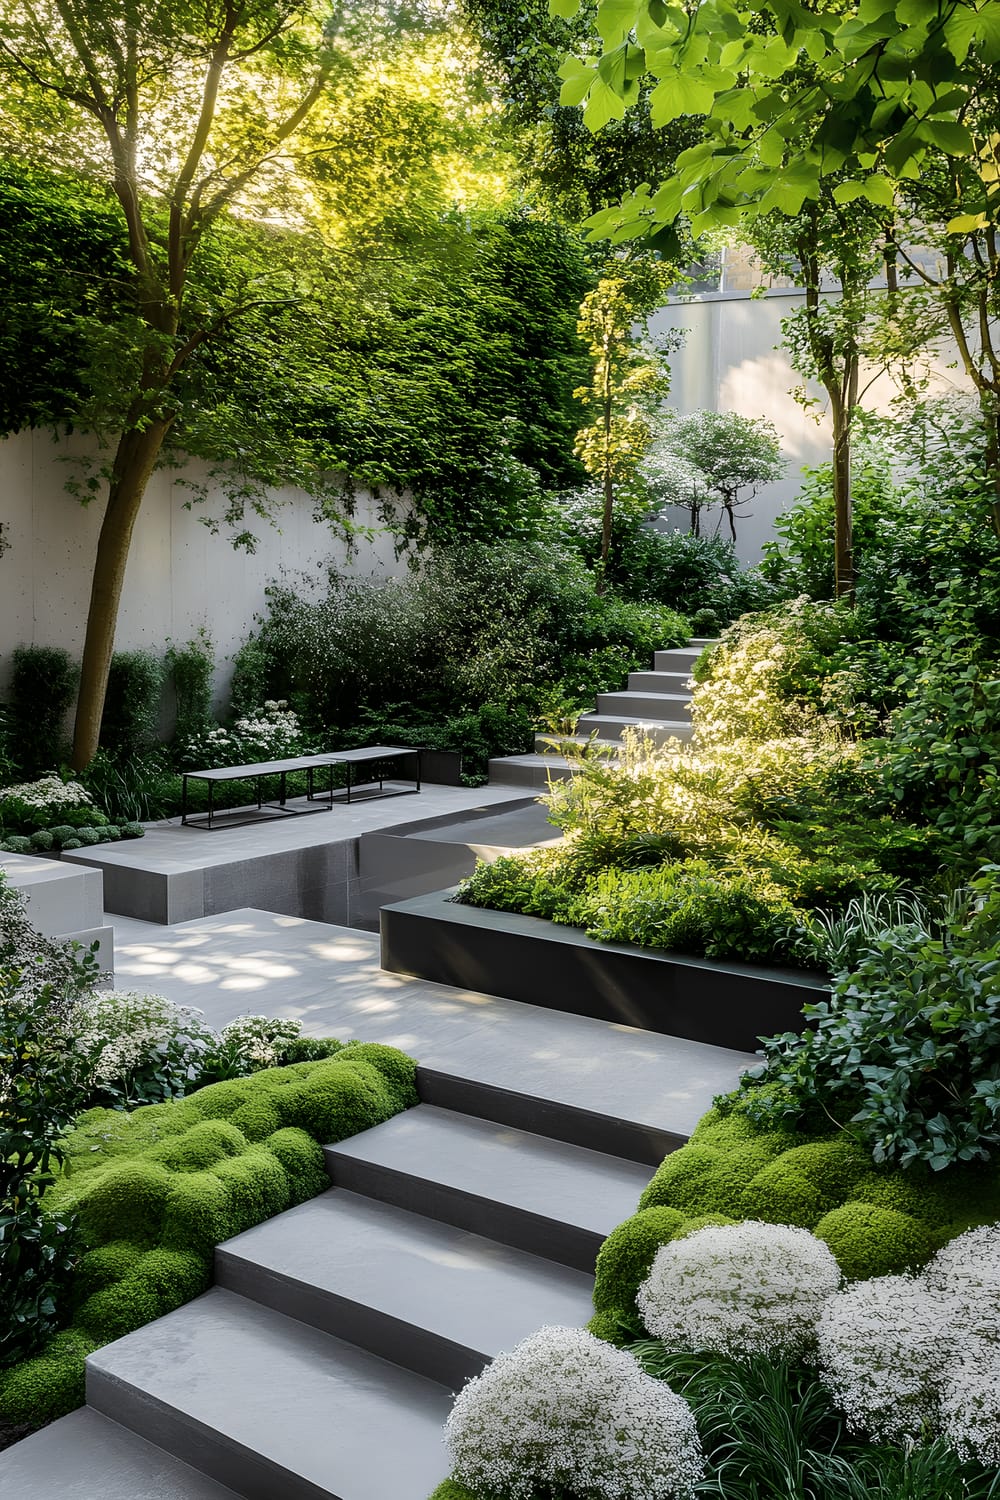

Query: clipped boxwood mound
[591,1094,1000,1337]
[0,1042,417,1431]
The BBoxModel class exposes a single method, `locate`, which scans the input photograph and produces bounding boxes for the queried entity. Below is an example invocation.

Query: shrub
[7,645,78,777]
[568,859,801,962]
[444,1325,704,1500]
[166,632,215,746]
[940,1338,1000,1467]
[0,1044,417,1431]
[28,828,54,851]
[636,1221,841,1361]
[100,650,164,759]
[738,872,1000,1170]
[71,991,219,1108]
[813,1203,934,1281]
[816,1275,949,1445]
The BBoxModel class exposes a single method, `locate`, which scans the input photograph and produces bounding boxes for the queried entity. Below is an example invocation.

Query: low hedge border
[0,1041,418,1433]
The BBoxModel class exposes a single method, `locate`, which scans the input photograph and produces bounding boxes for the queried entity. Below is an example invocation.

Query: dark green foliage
[100,650,164,759]
[740,874,1000,1170]
[557,503,785,625]
[240,544,688,764]
[813,1203,933,1281]
[7,646,78,777]
[166,634,215,746]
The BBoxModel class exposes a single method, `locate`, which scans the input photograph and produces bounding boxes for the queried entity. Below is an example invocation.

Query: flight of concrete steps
[489,637,717,788]
[3,988,751,1500]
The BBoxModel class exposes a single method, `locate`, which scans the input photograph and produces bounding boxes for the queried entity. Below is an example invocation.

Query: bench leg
[207,779,215,832]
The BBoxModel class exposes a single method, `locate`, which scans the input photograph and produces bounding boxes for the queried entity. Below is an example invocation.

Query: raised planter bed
[380,889,829,1054]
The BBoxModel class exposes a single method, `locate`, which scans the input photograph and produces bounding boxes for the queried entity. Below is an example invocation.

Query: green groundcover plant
[0,1041,417,1436]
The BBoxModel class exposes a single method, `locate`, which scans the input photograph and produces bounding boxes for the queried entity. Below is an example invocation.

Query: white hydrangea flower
[219,1013,302,1068]
[940,1335,1000,1465]
[445,1325,703,1500]
[636,1220,841,1361]
[0,774,93,811]
[817,1275,950,1444]
[921,1222,1000,1343]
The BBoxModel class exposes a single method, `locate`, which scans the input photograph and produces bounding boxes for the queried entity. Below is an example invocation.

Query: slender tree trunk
[724,500,736,544]
[830,383,855,602]
[71,418,174,769]
[597,464,613,597]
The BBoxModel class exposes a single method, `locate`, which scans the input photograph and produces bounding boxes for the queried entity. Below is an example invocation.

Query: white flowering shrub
[177,702,308,770]
[445,1325,704,1500]
[816,1275,951,1445]
[72,990,218,1107]
[214,1014,303,1073]
[940,1336,1000,1466]
[921,1222,1000,1342]
[0,774,93,812]
[636,1220,841,1361]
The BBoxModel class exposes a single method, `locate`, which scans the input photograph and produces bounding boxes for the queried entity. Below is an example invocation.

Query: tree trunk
[597,464,613,597]
[981,397,1000,542]
[71,418,173,769]
[831,389,854,602]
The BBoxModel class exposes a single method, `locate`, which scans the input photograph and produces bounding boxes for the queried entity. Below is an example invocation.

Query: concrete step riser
[215,1248,488,1391]
[627,671,692,695]
[86,1368,324,1500]
[654,649,703,672]
[417,1067,680,1167]
[323,1149,605,1274]
[486,759,575,787]
[577,716,694,745]
[596,693,693,720]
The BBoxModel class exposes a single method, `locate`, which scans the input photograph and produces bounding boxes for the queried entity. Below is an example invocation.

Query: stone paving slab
[112,910,755,1141]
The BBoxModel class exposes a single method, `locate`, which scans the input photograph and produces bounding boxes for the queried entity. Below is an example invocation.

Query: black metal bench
[181,746,421,830]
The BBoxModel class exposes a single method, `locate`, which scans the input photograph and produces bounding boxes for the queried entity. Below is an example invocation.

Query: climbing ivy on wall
[0,165,592,541]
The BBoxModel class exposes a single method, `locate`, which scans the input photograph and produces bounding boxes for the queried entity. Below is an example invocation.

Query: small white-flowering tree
[649,410,783,543]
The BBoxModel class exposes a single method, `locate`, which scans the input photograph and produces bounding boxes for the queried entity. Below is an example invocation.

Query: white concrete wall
[647,290,974,563]
[0,429,412,705]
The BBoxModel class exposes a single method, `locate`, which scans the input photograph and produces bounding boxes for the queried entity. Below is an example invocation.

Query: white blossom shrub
[921,1222,1000,1343]
[72,990,218,1107]
[939,1336,1000,1466]
[444,1325,704,1500]
[216,1014,303,1072]
[636,1220,841,1361]
[0,774,93,817]
[816,1275,951,1444]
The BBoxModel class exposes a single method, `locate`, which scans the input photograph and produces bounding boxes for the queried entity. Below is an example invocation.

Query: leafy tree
[558,0,1000,540]
[648,410,783,543]
[572,261,677,590]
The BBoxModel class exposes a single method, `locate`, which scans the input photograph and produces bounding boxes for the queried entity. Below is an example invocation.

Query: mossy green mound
[594,1098,1000,1334]
[1,1043,417,1432]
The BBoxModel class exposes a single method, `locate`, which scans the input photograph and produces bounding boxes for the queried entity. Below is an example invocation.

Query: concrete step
[86,1287,453,1500]
[595,691,693,721]
[325,1104,652,1273]
[577,713,694,745]
[0,1407,243,1500]
[627,670,692,695]
[532,732,619,755]
[487,753,576,786]
[654,646,706,671]
[216,1187,594,1390]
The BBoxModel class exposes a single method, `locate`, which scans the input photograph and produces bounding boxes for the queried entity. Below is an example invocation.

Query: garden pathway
[2,908,756,1500]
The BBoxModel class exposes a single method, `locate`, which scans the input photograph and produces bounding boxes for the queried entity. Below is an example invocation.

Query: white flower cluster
[0,774,93,812]
[637,1220,842,1361]
[219,1013,302,1068]
[445,1325,704,1500]
[73,989,216,1092]
[233,700,304,759]
[817,1223,1000,1458]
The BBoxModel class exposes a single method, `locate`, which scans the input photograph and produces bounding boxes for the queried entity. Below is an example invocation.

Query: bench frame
[181,746,422,830]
